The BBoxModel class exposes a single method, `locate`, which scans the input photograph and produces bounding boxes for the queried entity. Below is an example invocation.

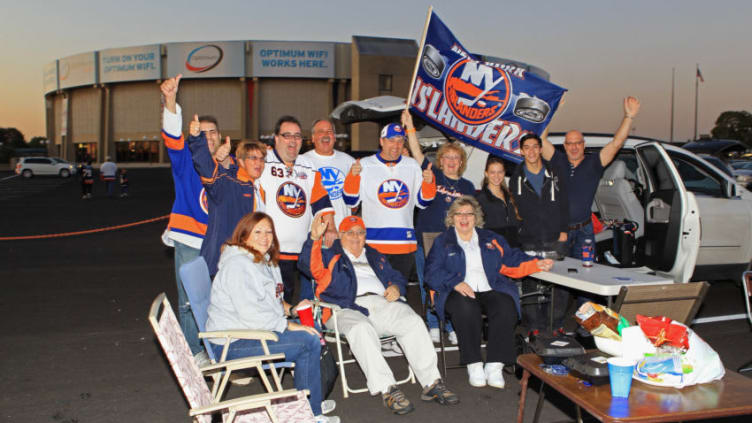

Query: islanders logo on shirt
[276,182,307,218]
[377,179,410,209]
[317,166,346,200]
[199,188,209,215]
[444,59,511,126]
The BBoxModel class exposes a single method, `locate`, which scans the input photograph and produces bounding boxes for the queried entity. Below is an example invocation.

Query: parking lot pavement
[0,168,750,422]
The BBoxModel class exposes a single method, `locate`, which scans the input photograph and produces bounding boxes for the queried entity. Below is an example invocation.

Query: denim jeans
[567,223,600,306]
[209,328,323,415]
[174,241,204,355]
[416,242,453,332]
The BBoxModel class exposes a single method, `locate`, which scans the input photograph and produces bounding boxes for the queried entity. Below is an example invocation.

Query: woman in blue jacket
[425,196,553,389]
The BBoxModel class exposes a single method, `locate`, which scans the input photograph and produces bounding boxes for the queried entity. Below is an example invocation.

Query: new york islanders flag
[409,10,567,163]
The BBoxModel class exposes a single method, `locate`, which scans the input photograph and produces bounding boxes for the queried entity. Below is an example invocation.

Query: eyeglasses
[454,212,475,217]
[342,230,366,237]
[279,132,303,141]
[442,155,461,161]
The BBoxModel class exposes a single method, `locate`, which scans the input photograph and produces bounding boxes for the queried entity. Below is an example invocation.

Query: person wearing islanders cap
[299,214,459,415]
[342,122,436,282]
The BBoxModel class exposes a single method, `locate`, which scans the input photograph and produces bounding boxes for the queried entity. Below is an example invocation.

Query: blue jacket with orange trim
[424,227,540,321]
[298,237,407,322]
[188,132,264,276]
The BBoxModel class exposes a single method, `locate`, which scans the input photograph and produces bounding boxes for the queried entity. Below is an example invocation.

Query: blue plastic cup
[607,357,636,398]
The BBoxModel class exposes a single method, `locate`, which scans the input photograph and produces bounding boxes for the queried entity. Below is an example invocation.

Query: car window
[26,158,51,164]
[668,153,724,197]
[51,158,66,164]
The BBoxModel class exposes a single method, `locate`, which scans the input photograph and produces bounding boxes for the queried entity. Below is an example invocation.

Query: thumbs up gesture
[215,136,232,162]
[189,114,201,137]
[350,159,362,176]
[422,162,434,183]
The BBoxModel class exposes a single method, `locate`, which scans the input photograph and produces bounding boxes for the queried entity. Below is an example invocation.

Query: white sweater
[206,246,287,344]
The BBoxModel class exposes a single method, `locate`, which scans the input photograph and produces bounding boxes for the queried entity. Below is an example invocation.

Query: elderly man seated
[299,215,459,416]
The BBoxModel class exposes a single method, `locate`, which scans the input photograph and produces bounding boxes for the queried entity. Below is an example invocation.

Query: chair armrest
[199,329,279,342]
[315,300,341,311]
[199,353,286,372]
[189,389,304,416]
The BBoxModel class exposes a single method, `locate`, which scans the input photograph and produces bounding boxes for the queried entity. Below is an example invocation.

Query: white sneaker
[430,328,441,343]
[321,399,336,414]
[447,331,458,345]
[315,414,340,423]
[485,362,505,389]
[381,340,403,357]
[193,351,211,368]
[467,362,486,387]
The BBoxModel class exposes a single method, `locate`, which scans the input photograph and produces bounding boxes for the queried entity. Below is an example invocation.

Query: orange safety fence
[0,215,169,241]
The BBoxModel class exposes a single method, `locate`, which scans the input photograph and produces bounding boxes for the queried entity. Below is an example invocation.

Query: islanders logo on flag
[377,179,410,209]
[276,182,307,217]
[444,59,511,126]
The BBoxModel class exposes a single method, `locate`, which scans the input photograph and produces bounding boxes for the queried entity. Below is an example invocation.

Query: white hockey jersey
[302,149,355,229]
[258,149,333,257]
[343,154,435,254]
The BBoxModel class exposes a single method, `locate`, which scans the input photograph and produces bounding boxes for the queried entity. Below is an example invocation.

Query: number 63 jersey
[258,149,333,258]
[343,154,436,254]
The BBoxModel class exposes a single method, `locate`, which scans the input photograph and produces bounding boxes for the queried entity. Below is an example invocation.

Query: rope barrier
[0,215,169,241]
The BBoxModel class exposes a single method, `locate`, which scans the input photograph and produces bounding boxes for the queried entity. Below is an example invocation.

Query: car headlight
[737,174,752,184]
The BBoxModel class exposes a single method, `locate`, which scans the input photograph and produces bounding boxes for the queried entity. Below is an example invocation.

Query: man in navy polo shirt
[541,96,640,260]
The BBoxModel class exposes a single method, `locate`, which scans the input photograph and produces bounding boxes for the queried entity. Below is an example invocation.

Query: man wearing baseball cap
[299,214,459,415]
[342,123,436,281]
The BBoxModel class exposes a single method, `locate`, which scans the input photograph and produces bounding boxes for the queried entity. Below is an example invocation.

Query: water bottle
[582,239,594,267]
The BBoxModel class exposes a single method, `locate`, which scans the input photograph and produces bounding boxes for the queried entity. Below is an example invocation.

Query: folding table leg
[532,381,546,423]
[576,404,584,423]
[516,370,530,423]
[549,286,555,332]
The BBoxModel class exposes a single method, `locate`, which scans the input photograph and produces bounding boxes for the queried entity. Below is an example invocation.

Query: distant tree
[710,111,752,147]
[0,127,27,163]
[28,136,47,148]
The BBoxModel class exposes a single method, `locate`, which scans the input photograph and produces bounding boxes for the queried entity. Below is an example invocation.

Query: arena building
[43,37,549,164]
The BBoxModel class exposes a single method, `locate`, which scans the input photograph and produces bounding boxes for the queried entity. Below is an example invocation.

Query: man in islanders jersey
[258,115,337,303]
[343,123,436,280]
[160,73,228,361]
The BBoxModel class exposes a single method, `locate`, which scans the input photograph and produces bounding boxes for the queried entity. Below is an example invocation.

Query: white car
[15,157,77,178]
[331,96,752,282]
[464,134,752,283]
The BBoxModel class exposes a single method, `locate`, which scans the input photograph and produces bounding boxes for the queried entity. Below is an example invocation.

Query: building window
[379,74,393,94]
[116,140,160,163]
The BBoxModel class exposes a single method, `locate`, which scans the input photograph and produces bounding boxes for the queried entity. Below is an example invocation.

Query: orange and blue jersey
[424,227,540,322]
[162,106,208,249]
[188,132,265,276]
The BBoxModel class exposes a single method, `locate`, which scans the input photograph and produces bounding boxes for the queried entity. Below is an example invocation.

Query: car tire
[22,169,33,178]
[59,169,71,178]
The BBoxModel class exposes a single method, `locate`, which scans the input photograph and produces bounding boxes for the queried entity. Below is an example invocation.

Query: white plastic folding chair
[148,293,314,422]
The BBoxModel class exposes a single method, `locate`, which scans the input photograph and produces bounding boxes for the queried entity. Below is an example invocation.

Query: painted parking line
[0,174,20,181]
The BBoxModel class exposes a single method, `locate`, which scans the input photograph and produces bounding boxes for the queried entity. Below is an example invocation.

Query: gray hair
[444,195,485,228]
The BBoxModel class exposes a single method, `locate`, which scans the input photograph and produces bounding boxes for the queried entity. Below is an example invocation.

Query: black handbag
[320,342,339,399]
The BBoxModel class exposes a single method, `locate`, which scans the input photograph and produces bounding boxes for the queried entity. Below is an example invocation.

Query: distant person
[257,115,336,303]
[509,134,569,335]
[302,119,355,229]
[119,169,129,198]
[100,156,117,197]
[403,110,474,345]
[475,156,522,247]
[343,123,436,281]
[540,96,640,260]
[80,160,94,199]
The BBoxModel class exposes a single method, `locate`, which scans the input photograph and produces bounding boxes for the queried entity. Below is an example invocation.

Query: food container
[532,335,585,364]
[564,351,611,385]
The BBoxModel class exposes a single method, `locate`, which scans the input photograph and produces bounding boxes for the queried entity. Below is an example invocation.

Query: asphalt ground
[1,168,750,423]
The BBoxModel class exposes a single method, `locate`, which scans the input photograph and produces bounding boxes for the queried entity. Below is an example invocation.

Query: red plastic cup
[297,304,315,327]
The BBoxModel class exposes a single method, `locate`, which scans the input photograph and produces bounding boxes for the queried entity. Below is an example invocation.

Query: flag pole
[694,63,699,140]
[405,5,433,110]
[670,67,675,142]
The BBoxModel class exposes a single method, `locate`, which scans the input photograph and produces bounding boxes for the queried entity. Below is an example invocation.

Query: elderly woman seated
[299,215,459,416]
[425,196,553,388]
[205,212,338,423]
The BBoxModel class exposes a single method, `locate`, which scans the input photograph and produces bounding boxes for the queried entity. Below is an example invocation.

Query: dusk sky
[2,0,751,142]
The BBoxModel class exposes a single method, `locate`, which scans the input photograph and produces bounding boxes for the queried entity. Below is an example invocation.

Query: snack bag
[636,315,689,350]
[575,302,623,341]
